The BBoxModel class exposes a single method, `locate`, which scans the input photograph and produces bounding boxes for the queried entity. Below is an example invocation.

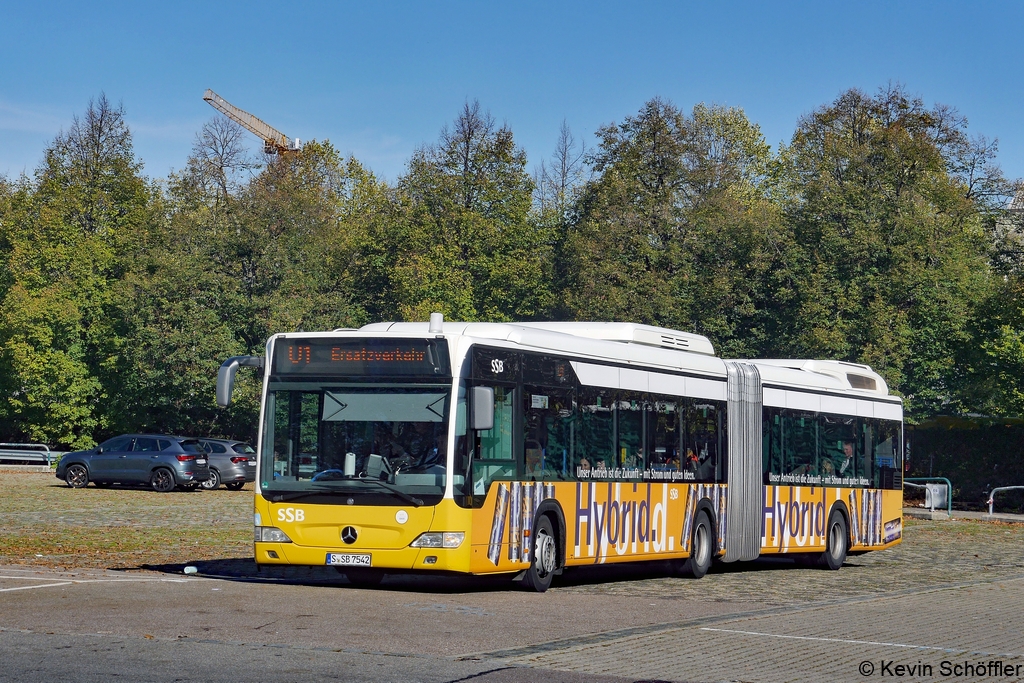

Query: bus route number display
[272,338,449,376]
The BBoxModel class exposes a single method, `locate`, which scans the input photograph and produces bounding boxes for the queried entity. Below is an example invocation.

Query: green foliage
[783,86,999,418]
[0,88,1021,447]
[389,101,553,322]
[560,99,790,356]
[0,95,153,447]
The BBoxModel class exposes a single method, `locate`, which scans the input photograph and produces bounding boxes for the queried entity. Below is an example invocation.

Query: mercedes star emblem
[341,526,358,544]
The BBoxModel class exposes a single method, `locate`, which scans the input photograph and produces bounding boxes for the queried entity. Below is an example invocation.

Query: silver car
[198,438,257,490]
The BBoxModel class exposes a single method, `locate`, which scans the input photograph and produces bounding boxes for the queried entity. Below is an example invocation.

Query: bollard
[987,486,1024,515]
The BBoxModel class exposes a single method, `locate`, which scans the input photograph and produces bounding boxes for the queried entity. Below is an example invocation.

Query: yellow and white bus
[217,317,903,591]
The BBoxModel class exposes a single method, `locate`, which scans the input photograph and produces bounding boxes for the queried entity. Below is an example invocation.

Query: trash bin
[925,483,948,511]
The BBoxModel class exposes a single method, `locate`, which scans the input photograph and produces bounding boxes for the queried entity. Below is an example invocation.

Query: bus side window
[763,408,782,483]
[782,410,817,476]
[522,386,574,481]
[684,400,719,483]
[576,387,615,476]
[648,400,680,472]
[616,392,644,471]
[873,419,900,489]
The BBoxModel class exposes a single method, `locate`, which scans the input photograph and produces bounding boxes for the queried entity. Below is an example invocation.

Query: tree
[534,120,589,219]
[559,98,789,356]
[187,115,260,203]
[391,101,553,322]
[105,139,386,440]
[782,85,1006,418]
[0,94,154,447]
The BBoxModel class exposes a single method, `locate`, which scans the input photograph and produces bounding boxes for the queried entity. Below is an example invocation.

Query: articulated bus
[217,317,903,591]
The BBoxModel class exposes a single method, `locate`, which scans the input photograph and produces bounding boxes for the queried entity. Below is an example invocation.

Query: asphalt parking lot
[2,470,1024,682]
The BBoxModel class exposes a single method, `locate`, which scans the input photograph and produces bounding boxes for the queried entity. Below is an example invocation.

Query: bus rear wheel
[521,515,558,592]
[679,510,713,579]
[817,510,848,570]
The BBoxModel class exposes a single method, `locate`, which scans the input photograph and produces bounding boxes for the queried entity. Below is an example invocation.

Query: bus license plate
[326,553,371,567]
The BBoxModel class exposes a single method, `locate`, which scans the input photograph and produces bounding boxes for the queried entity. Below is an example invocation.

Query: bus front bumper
[254,542,472,572]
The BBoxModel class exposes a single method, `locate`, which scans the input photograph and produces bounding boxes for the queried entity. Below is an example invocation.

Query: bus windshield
[260,383,451,503]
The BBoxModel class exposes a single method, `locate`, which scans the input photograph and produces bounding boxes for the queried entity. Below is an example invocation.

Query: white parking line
[698,627,1024,658]
[0,575,193,592]
[0,582,73,592]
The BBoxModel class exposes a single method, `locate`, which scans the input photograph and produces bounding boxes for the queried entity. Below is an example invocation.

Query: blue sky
[2,1,1022,188]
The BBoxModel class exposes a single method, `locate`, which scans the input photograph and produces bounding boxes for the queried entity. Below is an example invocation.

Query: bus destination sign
[272,338,450,377]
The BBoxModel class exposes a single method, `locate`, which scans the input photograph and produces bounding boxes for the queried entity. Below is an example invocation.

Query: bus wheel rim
[830,524,841,558]
[536,529,555,576]
[695,523,709,565]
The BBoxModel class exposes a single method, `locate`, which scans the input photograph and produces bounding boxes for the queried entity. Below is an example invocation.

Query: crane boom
[203,89,299,155]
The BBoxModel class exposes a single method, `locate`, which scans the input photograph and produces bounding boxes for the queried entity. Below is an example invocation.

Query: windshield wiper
[266,486,354,503]
[266,481,423,507]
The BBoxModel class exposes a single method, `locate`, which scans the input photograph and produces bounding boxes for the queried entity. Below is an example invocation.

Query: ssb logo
[491,359,504,374]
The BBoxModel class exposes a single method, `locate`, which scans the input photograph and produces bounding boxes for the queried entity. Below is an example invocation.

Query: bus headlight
[256,527,293,543]
[410,532,464,549]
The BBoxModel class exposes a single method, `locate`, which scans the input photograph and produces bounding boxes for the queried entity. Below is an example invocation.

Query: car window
[210,443,228,453]
[133,437,160,452]
[159,439,172,451]
[101,437,132,452]
[233,444,256,454]
[179,440,203,453]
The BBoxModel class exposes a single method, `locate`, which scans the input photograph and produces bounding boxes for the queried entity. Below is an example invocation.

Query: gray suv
[198,439,257,490]
[56,434,210,493]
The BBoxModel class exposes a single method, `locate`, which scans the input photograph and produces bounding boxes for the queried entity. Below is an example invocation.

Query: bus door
[462,347,522,503]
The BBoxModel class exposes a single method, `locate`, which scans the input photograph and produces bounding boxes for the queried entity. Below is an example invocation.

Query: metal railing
[0,443,53,466]
[904,477,953,515]
[987,486,1024,515]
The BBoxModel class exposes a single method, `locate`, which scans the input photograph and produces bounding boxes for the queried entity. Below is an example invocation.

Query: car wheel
[817,510,848,570]
[521,515,558,592]
[150,468,175,493]
[65,464,89,489]
[679,510,713,579]
[341,567,384,587]
[225,482,245,491]
[200,469,221,490]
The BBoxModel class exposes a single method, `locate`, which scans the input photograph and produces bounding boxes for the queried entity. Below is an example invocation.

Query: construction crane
[203,89,301,156]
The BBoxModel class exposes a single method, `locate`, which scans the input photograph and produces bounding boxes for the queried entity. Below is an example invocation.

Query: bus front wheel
[818,510,848,570]
[521,515,558,592]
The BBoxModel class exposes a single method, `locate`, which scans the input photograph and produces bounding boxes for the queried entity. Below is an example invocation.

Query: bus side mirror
[217,356,265,407]
[469,386,494,431]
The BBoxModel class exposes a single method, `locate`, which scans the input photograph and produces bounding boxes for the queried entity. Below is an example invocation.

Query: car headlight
[410,532,464,548]
[255,527,292,543]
